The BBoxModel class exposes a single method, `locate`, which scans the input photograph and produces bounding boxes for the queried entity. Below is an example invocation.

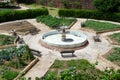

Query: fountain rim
[40,30,88,49]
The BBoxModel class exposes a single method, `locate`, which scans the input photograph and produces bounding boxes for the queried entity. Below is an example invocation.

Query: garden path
[24,51,55,80]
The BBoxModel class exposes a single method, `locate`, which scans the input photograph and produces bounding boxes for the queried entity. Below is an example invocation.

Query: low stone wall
[81,27,120,34]
[0,44,16,49]
[81,28,96,34]
[106,36,120,45]
[14,57,39,80]
[96,28,120,34]
[67,19,77,29]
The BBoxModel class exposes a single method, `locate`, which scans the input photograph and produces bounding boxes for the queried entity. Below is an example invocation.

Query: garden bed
[103,47,120,66]
[0,21,39,35]
[108,33,120,45]
[82,20,120,33]
[0,45,35,80]
[36,15,76,28]
[39,59,120,80]
[0,34,15,46]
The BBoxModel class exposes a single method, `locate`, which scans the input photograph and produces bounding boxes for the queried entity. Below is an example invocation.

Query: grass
[0,34,15,46]
[107,47,120,66]
[109,33,120,43]
[36,15,76,28]
[84,20,120,32]
[21,3,59,16]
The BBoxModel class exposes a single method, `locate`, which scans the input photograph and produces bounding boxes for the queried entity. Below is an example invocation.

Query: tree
[93,0,120,12]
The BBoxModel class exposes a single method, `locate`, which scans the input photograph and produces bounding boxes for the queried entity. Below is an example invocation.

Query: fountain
[40,26,88,51]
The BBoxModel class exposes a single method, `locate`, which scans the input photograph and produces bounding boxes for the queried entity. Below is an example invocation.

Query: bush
[0,8,49,23]
[93,0,120,12]
[58,9,120,22]
[2,70,18,80]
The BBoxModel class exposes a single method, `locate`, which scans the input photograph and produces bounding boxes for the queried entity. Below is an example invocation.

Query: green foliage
[0,34,15,46]
[60,67,76,80]
[2,70,18,80]
[0,66,18,80]
[51,60,64,68]
[93,0,120,12]
[109,33,120,43]
[67,59,90,70]
[40,59,120,80]
[36,15,76,28]
[107,47,120,66]
[83,20,120,32]
[21,45,34,61]
[0,2,10,8]
[58,9,120,22]
[0,45,34,68]
[9,56,26,69]
[42,71,57,80]
[0,8,49,23]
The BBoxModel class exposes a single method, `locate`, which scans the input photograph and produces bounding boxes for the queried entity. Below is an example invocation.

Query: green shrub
[58,9,120,22]
[2,70,18,80]
[51,60,64,68]
[93,0,120,12]
[0,8,49,23]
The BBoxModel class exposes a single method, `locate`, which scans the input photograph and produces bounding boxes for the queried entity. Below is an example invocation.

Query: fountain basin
[40,30,88,50]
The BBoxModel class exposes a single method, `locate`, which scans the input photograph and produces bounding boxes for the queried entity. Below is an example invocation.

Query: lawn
[36,15,76,28]
[107,47,120,66]
[0,34,15,46]
[83,20,120,32]
[109,33,120,43]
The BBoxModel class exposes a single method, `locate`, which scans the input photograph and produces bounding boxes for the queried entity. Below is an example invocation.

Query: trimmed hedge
[59,9,120,22]
[0,8,49,23]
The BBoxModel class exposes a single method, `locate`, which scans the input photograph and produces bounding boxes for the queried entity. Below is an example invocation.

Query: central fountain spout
[60,25,67,41]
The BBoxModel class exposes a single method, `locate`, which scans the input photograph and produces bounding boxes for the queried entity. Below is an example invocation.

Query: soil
[0,21,38,34]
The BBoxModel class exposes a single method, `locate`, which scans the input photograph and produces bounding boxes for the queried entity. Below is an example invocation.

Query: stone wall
[36,0,95,10]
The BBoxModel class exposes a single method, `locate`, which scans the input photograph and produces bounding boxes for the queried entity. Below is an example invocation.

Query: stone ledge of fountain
[40,30,88,51]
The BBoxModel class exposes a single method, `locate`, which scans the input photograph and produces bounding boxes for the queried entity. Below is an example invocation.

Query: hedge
[0,8,49,23]
[58,9,120,22]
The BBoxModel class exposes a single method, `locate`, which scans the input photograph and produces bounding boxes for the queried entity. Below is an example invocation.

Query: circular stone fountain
[40,26,88,50]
